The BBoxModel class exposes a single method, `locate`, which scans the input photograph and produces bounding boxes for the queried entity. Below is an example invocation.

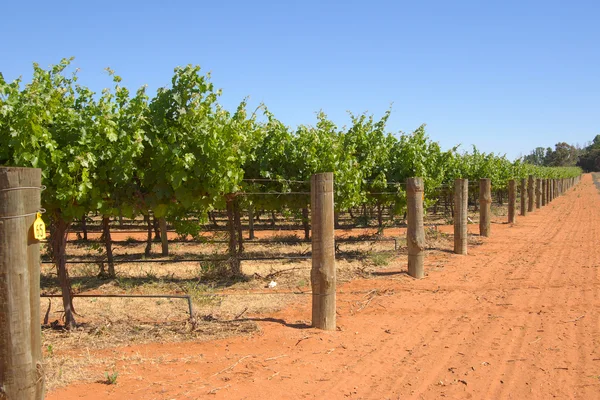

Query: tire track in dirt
[485,191,585,398]
[397,180,594,399]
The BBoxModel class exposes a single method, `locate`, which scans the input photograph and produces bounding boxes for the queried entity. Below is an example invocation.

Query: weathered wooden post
[0,167,45,399]
[479,178,491,237]
[527,175,535,212]
[454,179,468,255]
[535,178,542,209]
[546,179,551,204]
[311,172,336,330]
[520,178,527,216]
[508,179,516,224]
[541,179,547,206]
[159,217,169,256]
[407,178,425,278]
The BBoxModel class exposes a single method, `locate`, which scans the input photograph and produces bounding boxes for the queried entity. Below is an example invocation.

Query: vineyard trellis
[0,60,583,329]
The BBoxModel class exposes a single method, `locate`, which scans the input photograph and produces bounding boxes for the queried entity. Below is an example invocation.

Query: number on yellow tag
[33,212,46,240]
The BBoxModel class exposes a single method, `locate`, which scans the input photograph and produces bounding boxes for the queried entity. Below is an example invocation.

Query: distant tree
[577,135,600,172]
[523,147,546,165]
[545,142,579,167]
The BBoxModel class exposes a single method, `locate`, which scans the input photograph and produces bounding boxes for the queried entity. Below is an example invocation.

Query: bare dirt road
[49,175,600,399]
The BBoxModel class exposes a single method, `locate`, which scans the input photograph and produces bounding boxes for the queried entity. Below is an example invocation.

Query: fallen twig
[268,371,280,380]
[234,307,248,320]
[264,354,288,361]
[295,336,312,346]
[211,355,252,377]
[208,384,231,394]
[265,267,300,280]
[562,315,585,323]
[357,297,374,312]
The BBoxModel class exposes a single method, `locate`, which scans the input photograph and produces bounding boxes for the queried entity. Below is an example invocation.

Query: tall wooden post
[159,217,168,256]
[311,172,336,330]
[535,178,542,209]
[407,178,425,278]
[547,179,551,203]
[541,179,547,206]
[527,175,534,212]
[0,167,45,399]
[454,179,468,255]
[508,179,516,224]
[479,178,491,237]
[520,178,527,216]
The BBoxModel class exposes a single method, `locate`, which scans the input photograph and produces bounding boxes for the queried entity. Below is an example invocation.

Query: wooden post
[541,179,547,206]
[547,179,551,204]
[520,178,527,216]
[0,167,45,399]
[311,173,336,330]
[454,179,468,255]
[508,179,516,224]
[479,178,491,237]
[535,178,542,209]
[407,178,425,278]
[527,175,534,212]
[159,217,168,256]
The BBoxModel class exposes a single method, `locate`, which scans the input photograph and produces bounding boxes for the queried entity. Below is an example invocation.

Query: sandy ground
[48,175,599,399]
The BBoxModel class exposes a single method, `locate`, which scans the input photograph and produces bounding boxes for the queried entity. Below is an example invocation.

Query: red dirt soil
[49,175,600,399]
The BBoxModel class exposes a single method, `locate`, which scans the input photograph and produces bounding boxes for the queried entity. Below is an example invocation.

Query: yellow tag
[33,212,46,240]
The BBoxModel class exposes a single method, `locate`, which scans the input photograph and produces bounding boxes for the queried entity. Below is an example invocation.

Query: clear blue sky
[2,0,599,160]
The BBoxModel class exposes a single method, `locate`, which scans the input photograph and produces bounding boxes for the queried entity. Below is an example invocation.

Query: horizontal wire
[242,179,308,184]
[237,192,310,196]
[0,185,46,193]
[0,208,46,220]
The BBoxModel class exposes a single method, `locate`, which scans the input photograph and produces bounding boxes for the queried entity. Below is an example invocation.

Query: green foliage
[104,370,118,385]
[578,135,600,172]
[0,58,97,222]
[0,58,584,230]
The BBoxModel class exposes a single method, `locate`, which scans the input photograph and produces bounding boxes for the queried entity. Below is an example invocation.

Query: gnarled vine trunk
[248,204,255,240]
[80,215,88,241]
[51,218,76,329]
[226,196,241,275]
[102,216,115,277]
[234,198,244,254]
[144,214,152,257]
[302,207,310,241]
